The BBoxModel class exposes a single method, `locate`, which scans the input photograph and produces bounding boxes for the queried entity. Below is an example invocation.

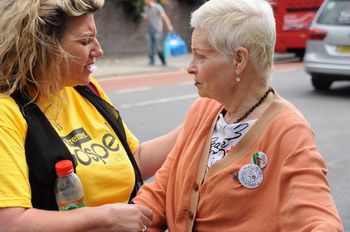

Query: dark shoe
[149,56,155,66]
[158,52,166,66]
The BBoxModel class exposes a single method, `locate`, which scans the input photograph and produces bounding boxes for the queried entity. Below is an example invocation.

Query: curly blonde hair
[0,0,104,101]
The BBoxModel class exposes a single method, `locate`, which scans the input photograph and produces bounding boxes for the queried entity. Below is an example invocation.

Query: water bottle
[55,160,85,211]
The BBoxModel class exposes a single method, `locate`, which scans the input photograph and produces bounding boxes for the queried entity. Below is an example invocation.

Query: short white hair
[190,0,276,75]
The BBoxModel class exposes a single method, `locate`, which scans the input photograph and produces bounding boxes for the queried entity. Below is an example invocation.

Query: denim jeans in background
[147,31,166,66]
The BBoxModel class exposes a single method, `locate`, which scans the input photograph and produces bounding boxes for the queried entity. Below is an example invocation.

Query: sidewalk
[93,52,297,79]
[93,54,192,79]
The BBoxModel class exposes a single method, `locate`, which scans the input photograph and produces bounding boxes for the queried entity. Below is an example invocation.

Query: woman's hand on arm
[134,124,182,180]
[0,204,152,232]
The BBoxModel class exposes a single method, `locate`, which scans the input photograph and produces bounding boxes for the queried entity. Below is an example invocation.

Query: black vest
[10,85,143,210]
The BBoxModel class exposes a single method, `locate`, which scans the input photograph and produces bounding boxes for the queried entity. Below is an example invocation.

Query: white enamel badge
[238,163,263,189]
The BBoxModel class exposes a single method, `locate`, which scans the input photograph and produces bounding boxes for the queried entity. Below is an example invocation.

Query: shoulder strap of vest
[11,91,75,210]
[74,85,143,201]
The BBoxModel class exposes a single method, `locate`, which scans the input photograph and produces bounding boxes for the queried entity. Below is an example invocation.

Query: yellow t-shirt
[0,77,139,208]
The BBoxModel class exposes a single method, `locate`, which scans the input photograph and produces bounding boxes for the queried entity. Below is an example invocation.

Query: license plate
[337,46,350,54]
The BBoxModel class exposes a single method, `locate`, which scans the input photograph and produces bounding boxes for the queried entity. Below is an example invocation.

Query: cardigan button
[193,183,199,191]
[188,211,194,220]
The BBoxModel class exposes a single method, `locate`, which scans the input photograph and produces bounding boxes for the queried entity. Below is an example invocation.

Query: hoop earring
[235,74,240,82]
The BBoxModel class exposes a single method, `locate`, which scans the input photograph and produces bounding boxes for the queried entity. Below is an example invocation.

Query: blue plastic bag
[164,34,171,58]
[164,32,188,57]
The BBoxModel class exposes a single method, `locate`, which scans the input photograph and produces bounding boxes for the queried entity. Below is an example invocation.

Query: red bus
[272,0,323,59]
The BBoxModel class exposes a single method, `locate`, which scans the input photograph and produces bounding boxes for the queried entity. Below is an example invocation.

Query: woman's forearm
[0,204,152,232]
[135,125,182,180]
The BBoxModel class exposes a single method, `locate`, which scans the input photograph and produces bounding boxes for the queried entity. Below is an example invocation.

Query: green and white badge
[251,151,268,169]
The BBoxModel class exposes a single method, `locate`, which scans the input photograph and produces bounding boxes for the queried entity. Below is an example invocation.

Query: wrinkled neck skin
[222,62,272,123]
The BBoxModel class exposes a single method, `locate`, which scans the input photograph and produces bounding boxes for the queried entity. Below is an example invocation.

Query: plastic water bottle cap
[55,160,74,177]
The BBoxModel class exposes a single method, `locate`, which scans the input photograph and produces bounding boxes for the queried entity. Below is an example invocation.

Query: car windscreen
[317,0,350,25]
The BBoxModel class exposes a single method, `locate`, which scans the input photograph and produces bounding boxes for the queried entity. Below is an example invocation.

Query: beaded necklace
[228,86,275,124]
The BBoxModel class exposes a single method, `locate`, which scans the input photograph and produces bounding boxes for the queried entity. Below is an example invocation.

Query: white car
[304,0,350,90]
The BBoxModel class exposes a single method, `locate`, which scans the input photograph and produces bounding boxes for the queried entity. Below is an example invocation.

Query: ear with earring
[233,49,244,83]
[233,59,241,82]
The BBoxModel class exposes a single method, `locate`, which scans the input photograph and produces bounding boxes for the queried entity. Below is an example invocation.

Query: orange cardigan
[134,94,344,232]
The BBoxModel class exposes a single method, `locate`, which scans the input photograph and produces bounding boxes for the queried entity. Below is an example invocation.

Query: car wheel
[311,75,332,90]
[294,49,305,61]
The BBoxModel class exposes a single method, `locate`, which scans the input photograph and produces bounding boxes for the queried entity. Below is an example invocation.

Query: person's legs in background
[155,31,166,66]
[147,31,156,65]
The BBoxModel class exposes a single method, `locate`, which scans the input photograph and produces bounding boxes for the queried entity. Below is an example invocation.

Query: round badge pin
[251,151,268,169]
[238,163,263,189]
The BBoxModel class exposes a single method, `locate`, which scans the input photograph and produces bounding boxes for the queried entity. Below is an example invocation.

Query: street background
[93,53,349,231]
[93,52,298,78]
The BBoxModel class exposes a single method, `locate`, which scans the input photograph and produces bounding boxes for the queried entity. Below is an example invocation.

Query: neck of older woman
[224,82,273,124]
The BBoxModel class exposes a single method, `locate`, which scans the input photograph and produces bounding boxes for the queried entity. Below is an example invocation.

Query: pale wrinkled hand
[95,203,153,232]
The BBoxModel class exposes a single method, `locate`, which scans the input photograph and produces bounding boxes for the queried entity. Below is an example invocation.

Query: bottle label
[57,197,85,211]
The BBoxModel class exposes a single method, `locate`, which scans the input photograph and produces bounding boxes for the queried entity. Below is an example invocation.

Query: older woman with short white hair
[0,0,182,231]
[133,0,344,231]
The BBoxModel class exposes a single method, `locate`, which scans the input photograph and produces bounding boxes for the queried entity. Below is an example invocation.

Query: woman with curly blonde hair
[0,0,179,231]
